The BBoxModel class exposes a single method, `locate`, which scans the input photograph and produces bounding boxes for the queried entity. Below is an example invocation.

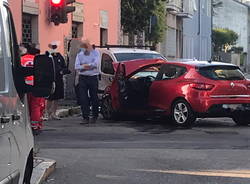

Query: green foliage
[212,28,239,52]
[121,0,166,45]
[145,0,166,45]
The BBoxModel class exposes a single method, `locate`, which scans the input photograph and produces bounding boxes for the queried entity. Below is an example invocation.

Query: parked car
[0,1,55,183]
[98,47,166,95]
[101,59,250,127]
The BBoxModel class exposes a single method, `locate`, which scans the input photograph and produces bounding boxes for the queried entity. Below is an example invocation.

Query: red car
[101,59,250,127]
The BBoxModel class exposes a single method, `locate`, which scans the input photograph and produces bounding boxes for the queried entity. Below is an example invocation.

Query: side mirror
[32,54,55,98]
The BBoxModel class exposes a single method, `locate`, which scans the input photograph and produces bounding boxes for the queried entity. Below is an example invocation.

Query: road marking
[96,174,124,180]
[133,169,250,178]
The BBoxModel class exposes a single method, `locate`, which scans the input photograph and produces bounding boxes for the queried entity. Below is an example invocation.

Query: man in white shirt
[75,40,100,123]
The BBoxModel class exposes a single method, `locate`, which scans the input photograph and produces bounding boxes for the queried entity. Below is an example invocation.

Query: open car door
[32,54,55,98]
[110,63,127,111]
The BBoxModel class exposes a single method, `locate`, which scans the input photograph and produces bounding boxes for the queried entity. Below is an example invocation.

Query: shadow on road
[99,116,249,135]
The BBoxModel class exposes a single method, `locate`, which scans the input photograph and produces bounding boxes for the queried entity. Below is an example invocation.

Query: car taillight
[247,84,250,89]
[190,83,214,90]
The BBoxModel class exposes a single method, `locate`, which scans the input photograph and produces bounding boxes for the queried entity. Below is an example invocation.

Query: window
[100,28,108,46]
[197,65,245,81]
[72,21,83,38]
[101,53,115,75]
[131,66,161,79]
[22,14,32,44]
[157,64,187,80]
[114,53,165,62]
[4,5,26,99]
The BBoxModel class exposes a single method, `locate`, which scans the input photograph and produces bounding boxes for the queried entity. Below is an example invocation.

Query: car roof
[166,60,237,68]
[99,48,161,54]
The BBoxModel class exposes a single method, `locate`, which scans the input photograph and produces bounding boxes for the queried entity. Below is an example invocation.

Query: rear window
[114,53,165,62]
[197,66,245,80]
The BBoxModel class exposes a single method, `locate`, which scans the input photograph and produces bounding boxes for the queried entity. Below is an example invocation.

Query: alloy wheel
[174,102,188,124]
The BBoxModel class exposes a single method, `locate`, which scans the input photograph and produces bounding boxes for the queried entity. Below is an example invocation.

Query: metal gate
[22,14,32,44]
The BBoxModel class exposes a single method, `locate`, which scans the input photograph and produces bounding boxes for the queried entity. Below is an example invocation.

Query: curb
[56,106,81,118]
[31,157,56,184]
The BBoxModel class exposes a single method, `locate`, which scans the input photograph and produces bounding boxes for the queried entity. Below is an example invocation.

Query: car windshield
[114,53,165,62]
[197,65,245,80]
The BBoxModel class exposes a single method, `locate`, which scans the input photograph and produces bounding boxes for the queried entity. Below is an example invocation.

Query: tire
[101,96,118,120]
[232,116,250,126]
[171,99,196,127]
[23,151,33,184]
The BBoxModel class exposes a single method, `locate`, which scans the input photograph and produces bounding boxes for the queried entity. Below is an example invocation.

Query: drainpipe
[211,0,213,61]
[198,0,201,60]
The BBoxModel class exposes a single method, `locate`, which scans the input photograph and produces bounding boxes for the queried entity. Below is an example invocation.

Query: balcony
[166,0,182,13]
[166,0,193,19]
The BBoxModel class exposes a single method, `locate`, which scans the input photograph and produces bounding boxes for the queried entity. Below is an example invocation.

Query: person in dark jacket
[46,41,70,120]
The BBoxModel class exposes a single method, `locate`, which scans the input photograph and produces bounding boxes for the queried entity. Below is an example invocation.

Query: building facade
[160,0,184,59]
[160,0,212,61]
[213,0,250,71]
[182,0,212,60]
[9,0,121,54]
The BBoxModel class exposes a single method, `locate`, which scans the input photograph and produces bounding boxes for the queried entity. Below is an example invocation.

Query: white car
[98,47,166,94]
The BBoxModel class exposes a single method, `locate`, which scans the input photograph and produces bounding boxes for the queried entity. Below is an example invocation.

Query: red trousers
[27,93,45,130]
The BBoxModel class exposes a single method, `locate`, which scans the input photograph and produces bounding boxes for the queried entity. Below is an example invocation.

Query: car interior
[118,64,186,109]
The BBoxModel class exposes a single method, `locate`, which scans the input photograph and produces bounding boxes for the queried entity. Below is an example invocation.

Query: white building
[160,0,212,61]
[213,0,250,71]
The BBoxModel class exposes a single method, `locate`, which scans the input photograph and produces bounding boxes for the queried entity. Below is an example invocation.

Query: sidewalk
[31,158,56,184]
[31,103,80,184]
[56,106,81,118]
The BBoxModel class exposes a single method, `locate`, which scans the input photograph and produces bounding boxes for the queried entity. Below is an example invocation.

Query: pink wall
[38,0,71,54]
[9,0,120,54]
[82,0,120,45]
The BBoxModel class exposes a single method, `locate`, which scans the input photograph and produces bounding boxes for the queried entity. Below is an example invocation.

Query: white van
[0,0,55,183]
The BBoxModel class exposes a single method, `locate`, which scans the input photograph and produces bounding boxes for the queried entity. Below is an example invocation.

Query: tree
[145,0,166,46]
[212,28,238,52]
[121,0,166,46]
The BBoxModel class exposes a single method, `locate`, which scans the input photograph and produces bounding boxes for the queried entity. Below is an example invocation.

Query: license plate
[222,104,250,111]
[222,104,241,110]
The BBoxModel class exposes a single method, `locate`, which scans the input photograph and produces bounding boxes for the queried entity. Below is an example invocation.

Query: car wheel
[101,96,119,120]
[23,151,33,184]
[232,116,250,126]
[171,99,196,127]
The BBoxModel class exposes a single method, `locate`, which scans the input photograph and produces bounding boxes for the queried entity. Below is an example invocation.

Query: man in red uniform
[21,44,45,134]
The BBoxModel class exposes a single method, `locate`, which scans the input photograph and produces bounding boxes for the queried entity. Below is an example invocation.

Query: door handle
[0,116,11,124]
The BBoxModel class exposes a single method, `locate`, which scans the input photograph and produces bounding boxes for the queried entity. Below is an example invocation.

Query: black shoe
[80,118,89,125]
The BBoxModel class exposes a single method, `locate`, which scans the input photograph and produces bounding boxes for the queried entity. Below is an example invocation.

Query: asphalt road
[36,116,250,184]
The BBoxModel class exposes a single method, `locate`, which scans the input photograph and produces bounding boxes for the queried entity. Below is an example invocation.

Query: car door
[99,53,115,93]
[148,64,187,112]
[110,63,127,111]
[0,11,12,182]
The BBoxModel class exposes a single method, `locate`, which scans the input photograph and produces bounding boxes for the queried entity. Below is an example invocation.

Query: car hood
[113,59,166,77]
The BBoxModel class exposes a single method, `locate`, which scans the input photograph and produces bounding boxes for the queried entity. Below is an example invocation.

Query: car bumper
[189,97,250,116]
